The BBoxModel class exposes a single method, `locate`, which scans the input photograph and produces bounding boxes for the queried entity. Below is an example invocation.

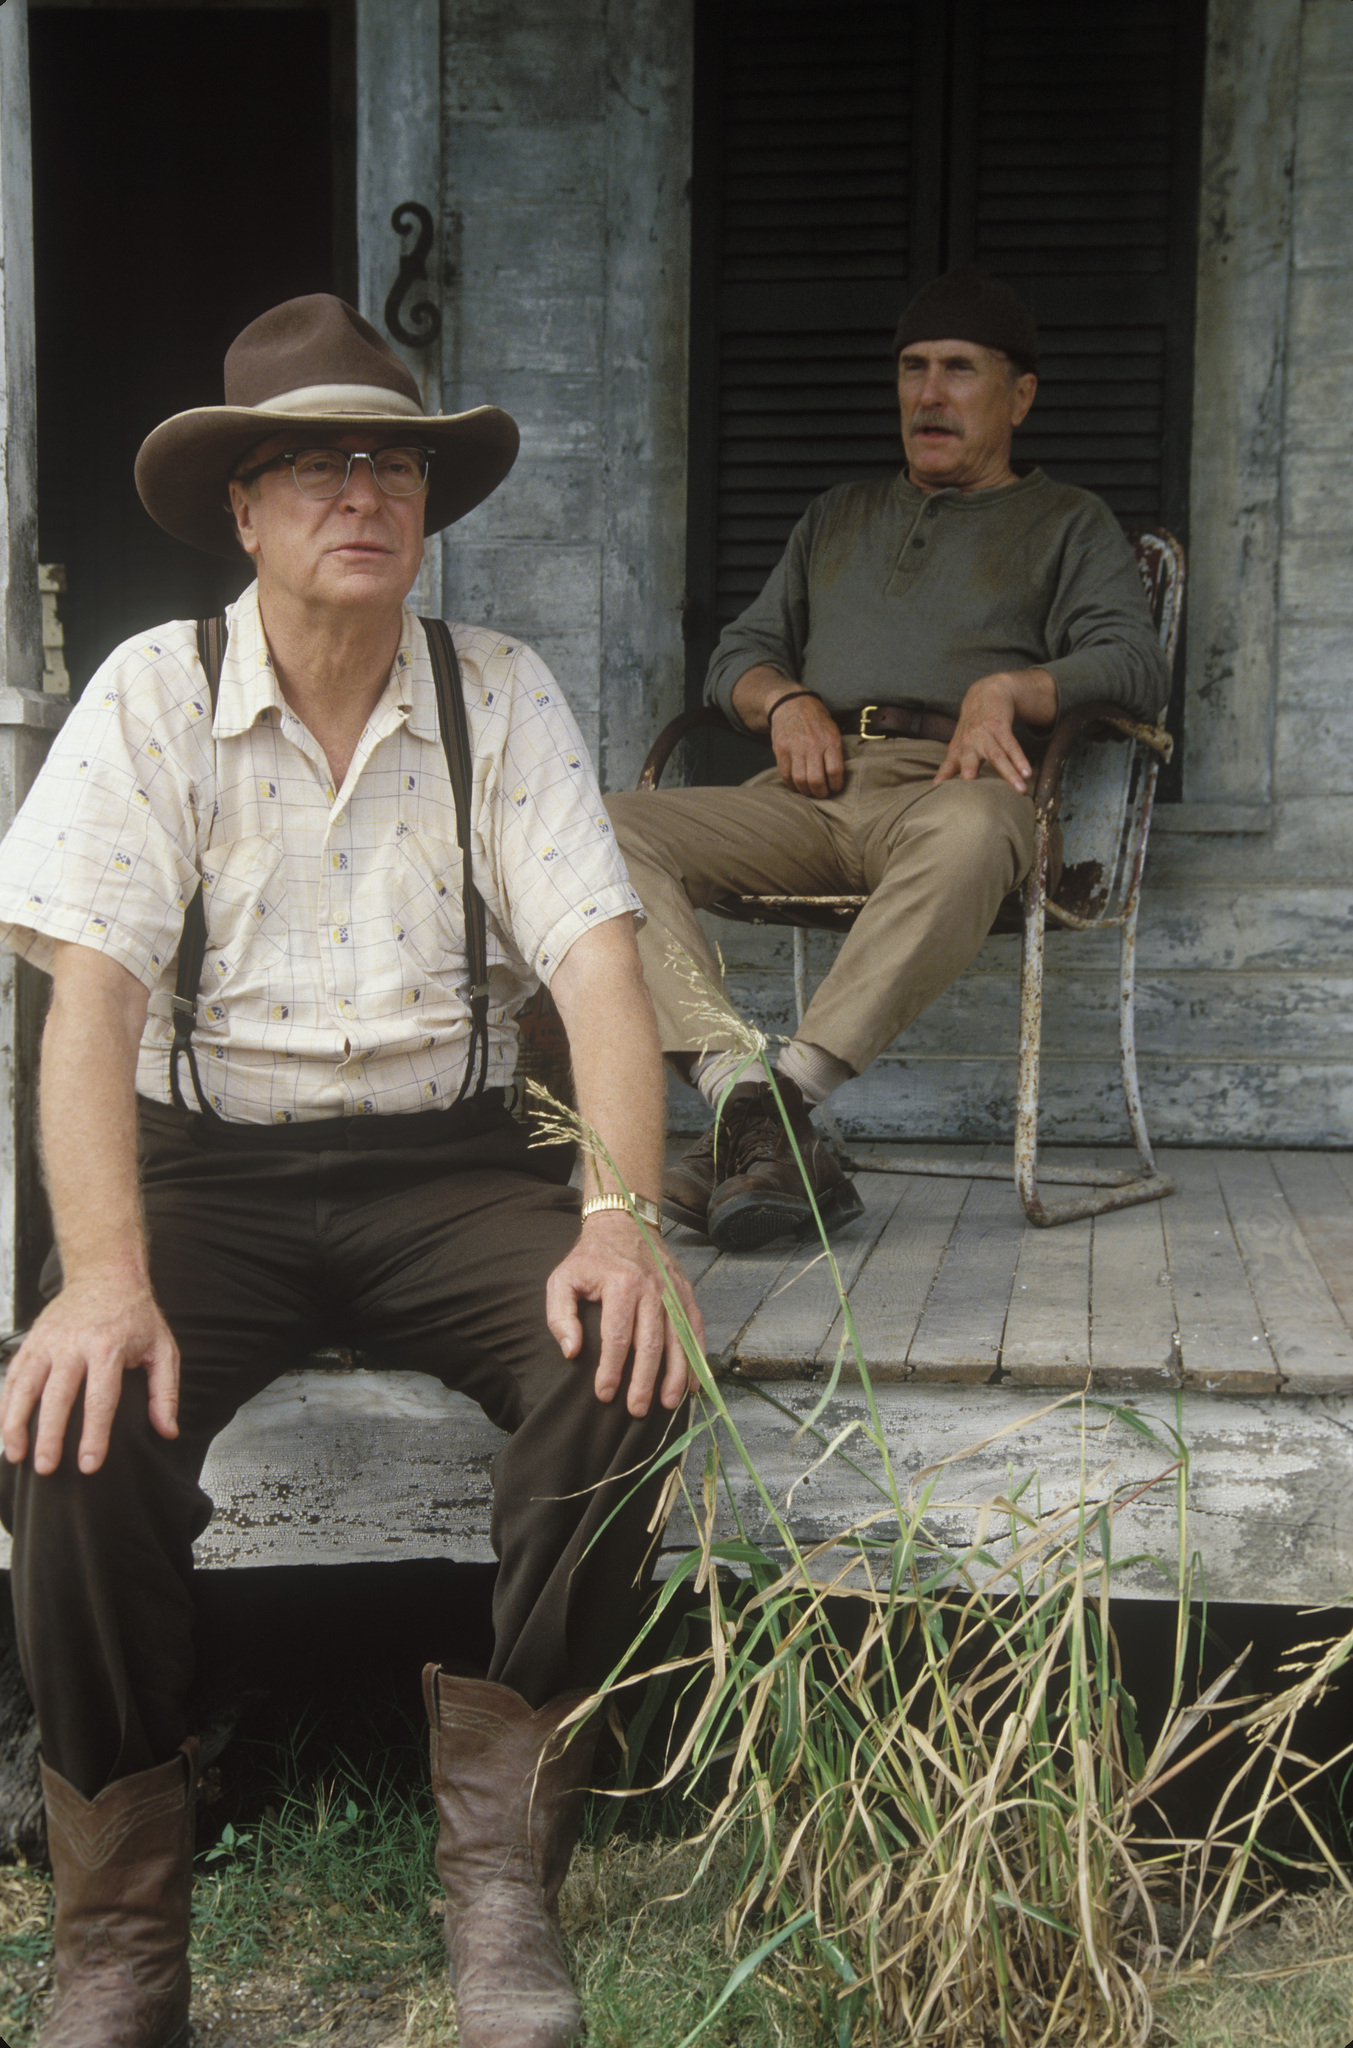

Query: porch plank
[733,1173,907,1375]
[1001,1208,1093,1384]
[818,1172,969,1379]
[1324,1151,1353,1207]
[1089,1198,1178,1386]
[908,1177,1024,1382]
[693,1241,801,1370]
[1215,1152,1353,1394]
[1268,1150,1353,1333]
[1159,1151,1278,1392]
[664,1228,722,1291]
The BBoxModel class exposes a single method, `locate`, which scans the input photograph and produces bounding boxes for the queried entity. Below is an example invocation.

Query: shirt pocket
[200,834,288,1000]
[390,827,464,976]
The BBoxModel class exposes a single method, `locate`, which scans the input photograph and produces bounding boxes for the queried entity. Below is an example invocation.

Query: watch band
[580,1192,664,1228]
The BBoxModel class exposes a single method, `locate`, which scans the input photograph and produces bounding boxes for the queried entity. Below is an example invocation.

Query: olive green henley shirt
[705,467,1169,732]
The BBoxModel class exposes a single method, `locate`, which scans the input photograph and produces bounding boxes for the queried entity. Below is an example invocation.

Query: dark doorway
[686,0,1205,787]
[28,3,355,698]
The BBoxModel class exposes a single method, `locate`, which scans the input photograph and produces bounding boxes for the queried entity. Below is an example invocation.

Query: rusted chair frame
[637,529,1186,1228]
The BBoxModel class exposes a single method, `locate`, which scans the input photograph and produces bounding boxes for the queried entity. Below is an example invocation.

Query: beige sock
[693,1049,760,1108]
[775,1039,855,1106]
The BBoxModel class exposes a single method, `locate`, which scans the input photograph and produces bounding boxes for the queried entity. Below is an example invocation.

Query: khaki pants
[0,1098,684,1797]
[606,738,1035,1076]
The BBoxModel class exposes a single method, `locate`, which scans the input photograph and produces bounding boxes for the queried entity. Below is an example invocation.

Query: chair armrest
[636,705,739,790]
[1032,701,1173,825]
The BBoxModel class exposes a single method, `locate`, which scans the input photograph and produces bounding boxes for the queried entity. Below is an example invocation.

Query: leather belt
[835,702,958,744]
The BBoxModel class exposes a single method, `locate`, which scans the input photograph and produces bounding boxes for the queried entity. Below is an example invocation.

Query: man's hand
[934,667,1058,794]
[545,1211,702,1418]
[730,664,845,798]
[1,1271,179,1475]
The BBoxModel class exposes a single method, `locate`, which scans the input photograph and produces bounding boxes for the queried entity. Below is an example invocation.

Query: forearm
[996,665,1058,728]
[40,943,151,1283]
[548,920,665,1208]
[729,663,800,735]
[569,985,665,1206]
[535,916,703,1413]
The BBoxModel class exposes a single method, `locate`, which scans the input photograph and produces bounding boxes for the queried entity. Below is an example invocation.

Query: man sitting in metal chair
[608,269,1169,1254]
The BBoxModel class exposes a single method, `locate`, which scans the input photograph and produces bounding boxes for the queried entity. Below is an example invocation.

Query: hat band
[249,382,425,420]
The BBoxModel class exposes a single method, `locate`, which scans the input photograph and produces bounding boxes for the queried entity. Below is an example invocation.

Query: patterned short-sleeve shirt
[0,582,642,1122]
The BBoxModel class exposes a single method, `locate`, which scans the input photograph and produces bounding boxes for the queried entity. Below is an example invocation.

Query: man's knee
[896,777,1035,892]
[2,1373,209,1561]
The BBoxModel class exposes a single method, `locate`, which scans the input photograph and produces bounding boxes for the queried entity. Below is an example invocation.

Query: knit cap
[893,268,1039,371]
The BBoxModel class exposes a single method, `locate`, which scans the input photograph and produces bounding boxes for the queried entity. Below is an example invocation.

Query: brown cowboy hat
[135,294,519,559]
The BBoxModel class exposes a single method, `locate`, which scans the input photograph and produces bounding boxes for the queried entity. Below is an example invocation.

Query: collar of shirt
[891,465,1049,512]
[212,581,440,747]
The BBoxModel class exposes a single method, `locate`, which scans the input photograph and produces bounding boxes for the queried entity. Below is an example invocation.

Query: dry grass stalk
[528,1033,1353,2048]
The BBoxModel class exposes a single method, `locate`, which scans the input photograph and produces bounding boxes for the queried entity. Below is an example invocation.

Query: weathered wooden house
[0,0,1350,1694]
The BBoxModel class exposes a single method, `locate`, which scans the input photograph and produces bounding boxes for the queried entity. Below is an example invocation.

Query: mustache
[910,411,963,434]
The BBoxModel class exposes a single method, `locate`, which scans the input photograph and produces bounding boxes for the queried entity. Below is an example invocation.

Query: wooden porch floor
[6,1146,1349,1605]
[670,1146,1353,1395]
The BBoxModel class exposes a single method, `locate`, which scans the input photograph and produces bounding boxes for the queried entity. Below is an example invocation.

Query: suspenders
[169,614,491,1122]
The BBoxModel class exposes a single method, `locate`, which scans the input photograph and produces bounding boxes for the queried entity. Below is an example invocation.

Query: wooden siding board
[123,1376,1353,1612]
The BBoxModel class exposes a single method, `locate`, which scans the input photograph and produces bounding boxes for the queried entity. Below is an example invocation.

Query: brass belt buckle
[858,703,884,741]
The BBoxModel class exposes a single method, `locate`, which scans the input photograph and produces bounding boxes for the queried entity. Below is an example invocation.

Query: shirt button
[912,537,926,549]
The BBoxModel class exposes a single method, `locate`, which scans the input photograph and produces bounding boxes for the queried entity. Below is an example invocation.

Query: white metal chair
[637,528,1186,1227]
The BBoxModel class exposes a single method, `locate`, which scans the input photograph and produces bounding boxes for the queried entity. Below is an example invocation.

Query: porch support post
[1185,0,1302,814]
[354,0,444,621]
[0,0,67,1327]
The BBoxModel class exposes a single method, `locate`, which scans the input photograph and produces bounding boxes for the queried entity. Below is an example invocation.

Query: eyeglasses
[234,445,434,499]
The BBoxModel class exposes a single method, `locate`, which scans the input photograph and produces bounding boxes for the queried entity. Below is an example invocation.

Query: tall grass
[529,992,1353,2048]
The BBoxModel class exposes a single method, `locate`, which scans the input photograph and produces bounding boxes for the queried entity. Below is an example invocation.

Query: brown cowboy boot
[423,1665,598,2048]
[37,1740,198,2048]
[705,1074,863,1252]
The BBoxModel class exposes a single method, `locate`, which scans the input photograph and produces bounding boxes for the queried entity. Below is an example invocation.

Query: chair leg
[1013,852,1051,1224]
[1118,892,1158,1177]
[792,926,809,1031]
[1013,843,1172,1227]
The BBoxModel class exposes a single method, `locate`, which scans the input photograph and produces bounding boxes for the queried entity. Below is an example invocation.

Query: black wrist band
[766,689,819,727]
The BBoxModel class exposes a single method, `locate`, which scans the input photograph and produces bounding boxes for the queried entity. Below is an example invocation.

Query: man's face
[227,430,426,610]
[896,340,1037,492]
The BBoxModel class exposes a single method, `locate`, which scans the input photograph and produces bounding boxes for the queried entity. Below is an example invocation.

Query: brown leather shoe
[37,1741,197,2048]
[423,1665,598,2048]
[705,1076,863,1253]
[661,1085,766,1232]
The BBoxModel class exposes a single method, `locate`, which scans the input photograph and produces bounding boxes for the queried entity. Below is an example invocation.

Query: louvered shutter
[687,0,1203,717]
[968,0,1204,529]
[685,1,916,700]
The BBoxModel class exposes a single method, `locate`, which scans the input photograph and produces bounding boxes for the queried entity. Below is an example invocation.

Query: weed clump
[529,1013,1353,2048]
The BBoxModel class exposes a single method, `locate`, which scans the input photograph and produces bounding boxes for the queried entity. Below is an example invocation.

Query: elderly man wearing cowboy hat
[0,294,699,2048]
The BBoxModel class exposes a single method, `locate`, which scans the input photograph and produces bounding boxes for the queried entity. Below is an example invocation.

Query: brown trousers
[0,1098,684,1798]
[607,737,1036,1074]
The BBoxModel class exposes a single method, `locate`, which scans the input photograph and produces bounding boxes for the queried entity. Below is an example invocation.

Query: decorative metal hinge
[384,201,442,350]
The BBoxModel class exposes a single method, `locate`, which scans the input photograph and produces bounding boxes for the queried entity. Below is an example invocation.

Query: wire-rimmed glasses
[234,446,433,499]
